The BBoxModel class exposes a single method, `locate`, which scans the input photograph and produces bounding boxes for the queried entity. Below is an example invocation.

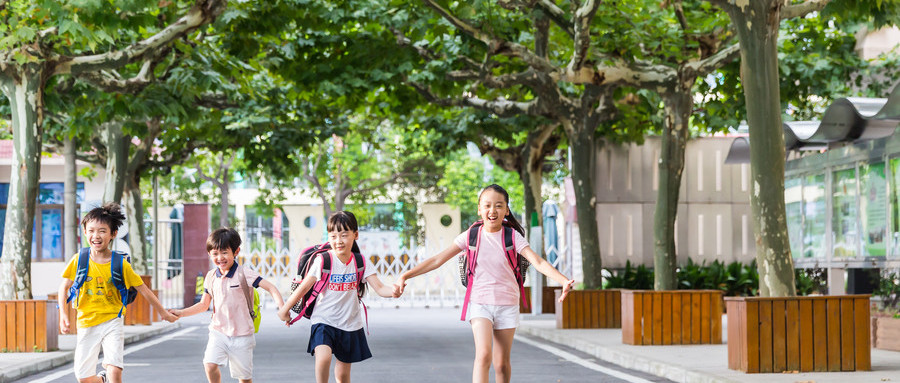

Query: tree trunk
[0,67,46,299]
[566,122,603,289]
[219,162,230,229]
[723,1,796,297]
[653,91,692,290]
[124,175,148,275]
[103,122,128,204]
[64,137,79,260]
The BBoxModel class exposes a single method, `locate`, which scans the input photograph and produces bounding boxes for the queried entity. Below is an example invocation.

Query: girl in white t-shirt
[393,184,575,383]
[277,211,395,383]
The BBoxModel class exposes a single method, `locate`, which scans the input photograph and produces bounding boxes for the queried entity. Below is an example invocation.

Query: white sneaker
[97,371,108,383]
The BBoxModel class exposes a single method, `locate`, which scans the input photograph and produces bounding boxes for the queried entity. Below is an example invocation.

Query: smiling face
[83,219,116,255]
[478,188,509,232]
[328,228,359,257]
[209,246,240,274]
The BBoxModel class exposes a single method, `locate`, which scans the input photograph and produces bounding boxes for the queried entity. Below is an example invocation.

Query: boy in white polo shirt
[170,227,285,383]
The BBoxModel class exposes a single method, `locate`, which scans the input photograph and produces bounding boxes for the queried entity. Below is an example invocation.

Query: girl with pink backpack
[393,184,575,383]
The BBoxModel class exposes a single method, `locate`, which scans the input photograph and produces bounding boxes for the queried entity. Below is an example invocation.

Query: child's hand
[277,307,292,323]
[392,277,407,298]
[59,314,70,334]
[167,308,182,317]
[557,279,576,302]
[163,311,179,323]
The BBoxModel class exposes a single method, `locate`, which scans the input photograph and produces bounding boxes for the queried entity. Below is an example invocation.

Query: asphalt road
[18,307,672,383]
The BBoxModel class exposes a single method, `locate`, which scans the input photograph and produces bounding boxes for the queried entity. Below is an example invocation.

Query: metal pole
[153,173,159,291]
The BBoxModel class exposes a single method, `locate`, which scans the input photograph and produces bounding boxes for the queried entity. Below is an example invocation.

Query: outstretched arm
[393,244,461,297]
[170,292,212,318]
[136,284,178,322]
[365,274,395,298]
[258,279,285,310]
[519,246,575,302]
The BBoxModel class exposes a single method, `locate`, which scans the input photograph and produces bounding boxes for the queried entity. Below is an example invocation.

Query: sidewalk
[519,314,900,383]
[0,321,180,383]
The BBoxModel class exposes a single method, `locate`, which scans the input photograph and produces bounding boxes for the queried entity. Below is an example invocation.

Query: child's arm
[519,246,576,302]
[257,279,285,310]
[277,275,317,322]
[135,284,178,322]
[57,279,73,334]
[170,292,212,318]
[364,274,395,298]
[393,244,461,297]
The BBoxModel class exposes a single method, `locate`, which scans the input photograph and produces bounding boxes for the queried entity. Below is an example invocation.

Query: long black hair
[478,184,525,236]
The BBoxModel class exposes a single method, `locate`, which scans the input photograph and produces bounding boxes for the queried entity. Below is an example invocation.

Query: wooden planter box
[47,293,77,335]
[0,300,59,352]
[554,289,621,329]
[124,276,156,325]
[520,286,559,314]
[871,316,900,352]
[622,290,723,345]
[726,295,870,373]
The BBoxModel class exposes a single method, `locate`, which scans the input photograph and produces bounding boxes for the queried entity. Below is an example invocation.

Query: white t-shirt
[454,227,528,306]
[305,250,376,331]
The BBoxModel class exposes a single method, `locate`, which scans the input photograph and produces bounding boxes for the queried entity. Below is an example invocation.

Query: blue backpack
[66,248,138,317]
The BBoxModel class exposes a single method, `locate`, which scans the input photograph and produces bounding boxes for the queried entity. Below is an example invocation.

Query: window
[859,162,887,257]
[832,167,859,258]
[785,177,803,258]
[0,182,84,261]
[802,174,826,258]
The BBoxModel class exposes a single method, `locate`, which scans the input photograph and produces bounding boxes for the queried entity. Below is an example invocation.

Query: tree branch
[409,80,540,118]
[75,57,158,94]
[53,0,226,76]
[534,0,575,38]
[684,42,740,77]
[568,0,600,72]
[674,0,690,32]
[782,0,830,19]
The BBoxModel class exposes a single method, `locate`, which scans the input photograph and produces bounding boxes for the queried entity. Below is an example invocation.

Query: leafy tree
[0,0,227,298]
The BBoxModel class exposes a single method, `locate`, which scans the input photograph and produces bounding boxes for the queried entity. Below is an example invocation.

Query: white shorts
[204,329,256,380]
[466,303,520,330]
[74,317,124,379]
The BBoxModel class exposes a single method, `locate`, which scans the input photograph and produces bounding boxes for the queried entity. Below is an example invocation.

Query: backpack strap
[110,251,131,317]
[351,251,370,334]
[291,251,332,324]
[501,227,529,310]
[66,248,92,307]
[460,222,483,321]
[235,265,256,320]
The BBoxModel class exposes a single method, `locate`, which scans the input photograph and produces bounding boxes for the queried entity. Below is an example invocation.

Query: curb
[517,324,741,383]
[0,322,181,383]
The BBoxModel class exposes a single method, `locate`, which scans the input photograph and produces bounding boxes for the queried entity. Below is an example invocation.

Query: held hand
[392,278,407,298]
[167,308,182,317]
[557,279,576,302]
[163,311,178,323]
[277,307,292,322]
[59,315,70,335]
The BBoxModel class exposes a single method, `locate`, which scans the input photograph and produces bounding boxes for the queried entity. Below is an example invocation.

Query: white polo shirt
[204,263,262,337]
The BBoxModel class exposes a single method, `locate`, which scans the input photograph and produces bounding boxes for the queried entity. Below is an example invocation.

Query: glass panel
[803,174,827,258]
[0,183,8,205]
[0,209,5,257]
[860,162,887,257]
[785,177,803,258]
[832,167,859,258]
[891,158,900,258]
[38,183,64,204]
[41,209,63,260]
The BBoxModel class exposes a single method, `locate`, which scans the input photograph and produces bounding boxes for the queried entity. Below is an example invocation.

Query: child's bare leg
[204,362,221,383]
[105,365,123,383]
[77,376,102,383]
[491,328,516,383]
[314,345,334,383]
[238,379,252,383]
[470,318,494,383]
[334,360,351,383]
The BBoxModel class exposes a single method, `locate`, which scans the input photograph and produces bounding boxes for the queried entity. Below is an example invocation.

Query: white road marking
[27,327,197,383]
[515,335,655,383]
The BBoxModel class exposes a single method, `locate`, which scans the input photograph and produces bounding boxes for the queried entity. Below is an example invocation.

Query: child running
[168,227,285,383]
[277,211,395,383]
[57,203,177,383]
[392,184,575,383]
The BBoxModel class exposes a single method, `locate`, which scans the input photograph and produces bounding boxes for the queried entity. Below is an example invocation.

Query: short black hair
[207,227,242,253]
[327,211,358,233]
[82,202,126,232]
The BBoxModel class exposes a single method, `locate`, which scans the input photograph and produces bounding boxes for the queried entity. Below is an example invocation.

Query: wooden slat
[826,298,841,371]
[758,300,773,373]
[691,293,701,344]
[700,292,711,344]
[799,300,813,372]
[564,290,573,328]
[35,301,46,352]
[840,298,855,371]
[16,301,26,353]
[595,291,603,328]
[622,292,633,343]
[711,294,722,344]
[785,300,800,372]
[812,299,827,371]
[574,289,583,329]
[0,302,7,351]
[25,301,35,353]
[613,290,621,327]
[652,292,662,345]
[672,294,682,344]
[854,298,871,371]
[771,299,786,372]
[662,293,672,345]
[746,301,759,373]
[726,300,740,370]
[642,293,652,345]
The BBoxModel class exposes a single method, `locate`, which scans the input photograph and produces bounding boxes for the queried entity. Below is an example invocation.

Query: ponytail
[479,184,525,236]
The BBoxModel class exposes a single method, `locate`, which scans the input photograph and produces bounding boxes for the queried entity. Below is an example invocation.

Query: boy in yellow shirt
[57,203,177,383]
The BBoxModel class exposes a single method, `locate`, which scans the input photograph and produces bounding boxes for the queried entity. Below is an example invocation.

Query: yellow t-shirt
[61,254,145,328]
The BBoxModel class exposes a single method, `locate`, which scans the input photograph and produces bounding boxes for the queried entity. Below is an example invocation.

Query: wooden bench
[622,290,723,345]
[725,295,870,373]
[554,289,621,329]
[0,300,58,352]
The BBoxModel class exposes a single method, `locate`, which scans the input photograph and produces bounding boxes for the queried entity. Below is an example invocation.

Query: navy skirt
[308,323,372,363]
